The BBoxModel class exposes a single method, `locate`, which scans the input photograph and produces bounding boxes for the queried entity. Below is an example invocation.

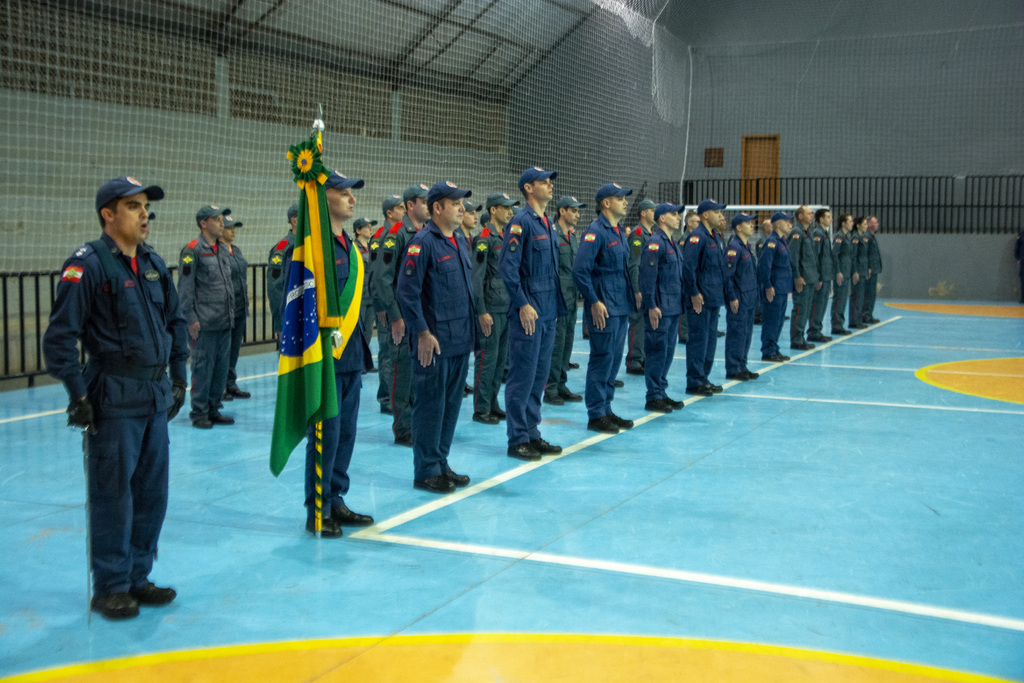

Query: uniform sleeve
[279,244,295,324]
[788,233,803,279]
[681,236,702,298]
[638,242,659,312]
[177,244,199,326]
[497,223,529,310]
[628,231,644,294]
[396,242,429,337]
[832,237,844,277]
[817,234,834,280]
[570,231,600,307]
[470,236,489,316]
[43,256,96,400]
[758,241,776,290]
[723,247,739,302]
[376,233,404,320]
[158,259,191,383]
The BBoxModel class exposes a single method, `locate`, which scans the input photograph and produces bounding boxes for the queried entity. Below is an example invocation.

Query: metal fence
[1,264,276,385]
[658,175,1023,234]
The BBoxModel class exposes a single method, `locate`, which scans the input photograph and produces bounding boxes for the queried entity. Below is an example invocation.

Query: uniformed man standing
[753,218,773,326]
[373,184,430,446]
[179,205,235,429]
[498,167,567,461]
[283,170,374,536]
[759,211,795,362]
[44,177,189,619]
[787,205,818,351]
[471,192,518,424]
[625,198,656,375]
[572,183,636,433]
[370,195,405,412]
[397,181,476,494]
[830,213,854,335]
[267,203,296,340]
[544,195,585,406]
[460,198,481,245]
[807,208,834,343]
[353,216,378,368]
[682,199,728,396]
[638,203,687,412]
[220,215,251,400]
[848,216,869,329]
[723,213,760,381]
[862,215,883,324]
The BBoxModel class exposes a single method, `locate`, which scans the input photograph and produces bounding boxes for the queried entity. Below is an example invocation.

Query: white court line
[725,393,1024,416]
[788,362,917,372]
[845,341,1023,353]
[361,533,1024,633]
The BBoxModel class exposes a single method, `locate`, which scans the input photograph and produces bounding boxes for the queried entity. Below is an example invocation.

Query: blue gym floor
[1,301,1022,681]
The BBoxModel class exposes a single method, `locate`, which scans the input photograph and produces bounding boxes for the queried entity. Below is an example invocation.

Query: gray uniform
[546,225,579,398]
[372,222,418,440]
[225,243,249,392]
[787,222,819,346]
[626,224,652,371]
[471,226,510,416]
[863,231,882,321]
[356,239,374,361]
[267,233,293,335]
[368,225,391,406]
[830,231,854,331]
[807,222,833,337]
[179,234,234,421]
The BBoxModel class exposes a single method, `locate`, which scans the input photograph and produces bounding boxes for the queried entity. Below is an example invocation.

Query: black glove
[168,379,187,420]
[67,397,94,431]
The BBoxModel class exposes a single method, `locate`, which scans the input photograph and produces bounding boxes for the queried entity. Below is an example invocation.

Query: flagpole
[312,105,325,539]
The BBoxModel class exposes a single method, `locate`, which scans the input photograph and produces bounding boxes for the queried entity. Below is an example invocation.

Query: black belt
[93,357,167,381]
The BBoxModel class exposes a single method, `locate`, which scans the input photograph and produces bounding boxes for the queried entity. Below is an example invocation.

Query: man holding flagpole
[282,169,374,536]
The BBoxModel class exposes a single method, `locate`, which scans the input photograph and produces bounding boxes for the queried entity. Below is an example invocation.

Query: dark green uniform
[546,223,579,400]
[787,222,819,347]
[830,230,854,332]
[267,233,293,335]
[849,231,869,328]
[625,224,652,372]
[808,221,833,338]
[471,226,510,416]
[368,225,391,406]
[863,231,883,322]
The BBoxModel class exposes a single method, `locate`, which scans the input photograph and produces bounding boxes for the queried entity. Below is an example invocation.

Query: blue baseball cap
[96,176,164,213]
[196,204,230,227]
[486,192,520,209]
[654,203,684,221]
[353,217,377,231]
[287,202,298,220]
[462,199,483,212]
[730,212,757,228]
[771,211,794,222]
[403,183,430,202]
[223,215,243,229]
[518,166,557,192]
[323,170,365,190]
[556,195,587,210]
[637,198,657,212]
[696,198,727,214]
[427,181,471,207]
[382,194,403,214]
[595,183,632,205]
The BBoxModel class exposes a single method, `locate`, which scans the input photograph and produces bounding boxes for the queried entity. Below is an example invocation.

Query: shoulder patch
[373,226,386,238]
[388,223,402,234]
[648,243,660,251]
[634,226,642,236]
[767,241,777,249]
[275,238,289,250]
[814,236,821,241]
[370,242,379,250]
[384,238,396,249]
[73,246,88,258]
[480,227,491,238]
[61,266,84,282]
[727,249,736,256]
[182,255,194,264]
[689,236,700,243]
[584,233,597,242]
[407,245,421,255]
[510,224,522,235]
[792,233,800,239]
[476,242,488,251]
[186,239,199,249]
[270,255,282,264]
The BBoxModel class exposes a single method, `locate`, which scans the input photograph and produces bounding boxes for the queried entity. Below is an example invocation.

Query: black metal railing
[1,264,276,385]
[657,175,1023,234]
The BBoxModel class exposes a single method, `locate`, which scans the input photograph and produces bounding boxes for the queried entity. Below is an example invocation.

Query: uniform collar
[596,213,619,232]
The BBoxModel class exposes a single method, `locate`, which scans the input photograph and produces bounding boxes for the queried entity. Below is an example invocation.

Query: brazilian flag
[270,132,357,476]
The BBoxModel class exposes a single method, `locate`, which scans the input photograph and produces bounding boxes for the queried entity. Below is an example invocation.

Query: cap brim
[141,185,165,202]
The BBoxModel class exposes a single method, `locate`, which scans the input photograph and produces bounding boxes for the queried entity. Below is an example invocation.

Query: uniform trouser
[412,353,469,480]
[863,273,879,320]
[760,291,787,357]
[375,312,391,406]
[626,310,645,369]
[685,304,720,389]
[87,411,169,596]
[831,278,851,331]
[387,313,412,439]
[225,315,245,391]
[359,302,374,368]
[546,309,576,398]
[725,301,756,375]
[505,315,556,446]
[808,282,831,336]
[474,309,509,415]
[678,310,689,342]
[190,327,230,421]
[304,370,361,516]
[849,279,865,327]
[584,312,628,420]
[644,313,678,401]
[789,284,814,345]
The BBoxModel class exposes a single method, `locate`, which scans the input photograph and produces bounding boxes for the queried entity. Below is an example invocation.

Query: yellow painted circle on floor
[886,302,1024,318]
[5,634,1005,683]
[916,358,1024,405]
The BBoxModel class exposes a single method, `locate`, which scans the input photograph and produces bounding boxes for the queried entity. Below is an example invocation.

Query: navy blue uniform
[224,242,249,394]
[682,223,725,389]
[283,233,371,517]
[724,236,758,375]
[849,232,869,328]
[758,232,793,357]
[572,214,632,420]
[498,207,566,446]
[397,221,477,480]
[638,230,683,402]
[44,234,189,597]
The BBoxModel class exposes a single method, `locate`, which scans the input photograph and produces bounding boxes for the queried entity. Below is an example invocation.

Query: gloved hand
[168,379,187,420]
[67,397,94,432]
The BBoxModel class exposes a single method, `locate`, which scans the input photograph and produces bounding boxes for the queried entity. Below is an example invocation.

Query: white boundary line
[361,533,1024,633]
[845,341,1023,353]
[725,393,1024,416]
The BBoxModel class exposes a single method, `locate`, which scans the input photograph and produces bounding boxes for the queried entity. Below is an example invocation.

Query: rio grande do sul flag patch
[62,266,84,282]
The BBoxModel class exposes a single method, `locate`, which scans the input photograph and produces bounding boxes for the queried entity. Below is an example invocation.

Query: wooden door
[741,135,780,207]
